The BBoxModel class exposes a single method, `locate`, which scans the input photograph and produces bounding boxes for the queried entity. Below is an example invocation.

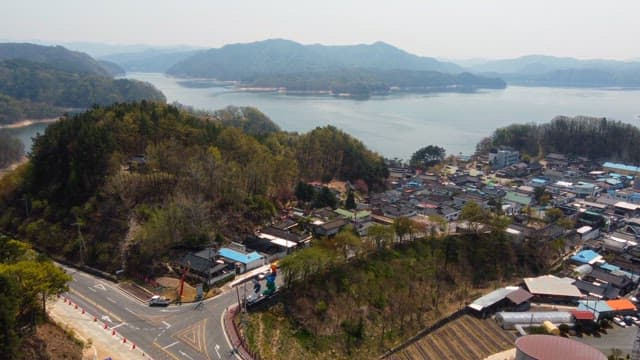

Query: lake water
[9,72,640,160]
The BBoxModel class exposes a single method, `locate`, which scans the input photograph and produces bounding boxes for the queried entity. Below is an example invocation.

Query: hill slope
[168,39,464,79]
[167,39,503,95]
[0,43,166,125]
[0,43,111,76]
[467,55,640,87]
[0,59,165,124]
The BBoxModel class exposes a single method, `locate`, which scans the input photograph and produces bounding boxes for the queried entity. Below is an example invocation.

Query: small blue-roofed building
[530,177,549,187]
[603,162,640,176]
[577,300,613,321]
[218,247,265,274]
[571,250,603,265]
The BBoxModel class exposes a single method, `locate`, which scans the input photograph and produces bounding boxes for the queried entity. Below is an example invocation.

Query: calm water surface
[9,72,640,160]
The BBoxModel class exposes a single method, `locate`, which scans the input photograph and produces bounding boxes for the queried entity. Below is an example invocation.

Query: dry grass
[386,315,516,360]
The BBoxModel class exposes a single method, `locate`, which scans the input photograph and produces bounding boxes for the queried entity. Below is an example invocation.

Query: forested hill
[0,59,166,124]
[0,102,387,273]
[479,115,640,162]
[166,39,505,95]
[167,39,464,78]
[0,43,112,76]
[467,55,640,87]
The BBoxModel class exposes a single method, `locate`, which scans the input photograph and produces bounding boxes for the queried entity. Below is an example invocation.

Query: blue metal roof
[578,300,613,314]
[603,162,640,173]
[218,248,263,264]
[570,250,601,264]
[599,263,620,272]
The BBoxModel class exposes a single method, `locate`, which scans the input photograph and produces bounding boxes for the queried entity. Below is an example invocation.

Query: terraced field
[387,315,516,360]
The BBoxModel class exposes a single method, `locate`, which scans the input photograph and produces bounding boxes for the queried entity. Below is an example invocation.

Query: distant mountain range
[161,39,505,96]
[101,48,203,73]
[0,43,165,125]
[465,55,640,87]
[0,43,115,76]
[167,39,464,79]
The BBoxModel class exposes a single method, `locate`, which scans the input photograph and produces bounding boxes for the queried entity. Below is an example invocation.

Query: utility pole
[235,286,242,312]
[71,221,86,265]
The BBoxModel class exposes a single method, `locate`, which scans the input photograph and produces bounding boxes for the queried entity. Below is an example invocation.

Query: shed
[495,311,573,330]
[606,298,636,312]
[523,275,582,302]
[218,248,265,273]
[468,287,516,316]
[577,300,613,320]
[570,250,602,265]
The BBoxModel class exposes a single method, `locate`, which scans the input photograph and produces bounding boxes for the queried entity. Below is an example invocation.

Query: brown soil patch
[156,276,197,302]
[18,322,84,360]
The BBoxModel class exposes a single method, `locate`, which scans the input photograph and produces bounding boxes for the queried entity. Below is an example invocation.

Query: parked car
[614,317,627,327]
[149,295,170,307]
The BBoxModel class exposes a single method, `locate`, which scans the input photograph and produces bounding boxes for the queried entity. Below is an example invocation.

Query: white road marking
[112,322,126,329]
[124,307,138,315]
[162,321,171,329]
[94,283,106,291]
[221,307,242,360]
[179,350,194,360]
[215,344,221,359]
[101,315,112,323]
[106,297,116,303]
[88,287,97,292]
[162,341,180,350]
[160,309,180,313]
[153,329,166,341]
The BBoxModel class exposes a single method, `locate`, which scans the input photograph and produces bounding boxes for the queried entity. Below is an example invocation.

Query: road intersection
[61,266,243,360]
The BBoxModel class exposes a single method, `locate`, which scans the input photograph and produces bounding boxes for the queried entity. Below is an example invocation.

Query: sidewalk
[223,305,260,360]
[49,296,151,360]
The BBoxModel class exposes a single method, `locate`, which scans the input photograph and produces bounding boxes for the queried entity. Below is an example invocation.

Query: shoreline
[0,156,28,179]
[0,117,59,130]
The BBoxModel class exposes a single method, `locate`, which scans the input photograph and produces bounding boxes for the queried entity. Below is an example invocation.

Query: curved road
[62,266,245,360]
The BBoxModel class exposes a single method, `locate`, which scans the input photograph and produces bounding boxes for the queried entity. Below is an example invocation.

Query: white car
[149,295,170,307]
[614,318,627,328]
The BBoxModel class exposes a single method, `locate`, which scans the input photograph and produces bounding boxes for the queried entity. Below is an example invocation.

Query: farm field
[386,315,516,360]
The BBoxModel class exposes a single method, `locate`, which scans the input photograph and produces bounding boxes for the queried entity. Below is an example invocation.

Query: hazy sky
[3,0,639,59]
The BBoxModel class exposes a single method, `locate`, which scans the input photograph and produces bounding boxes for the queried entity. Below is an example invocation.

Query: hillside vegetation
[166,39,504,95]
[0,235,71,359]
[0,102,387,274]
[0,43,113,76]
[469,55,640,87]
[0,43,166,124]
[243,215,549,359]
[0,131,25,168]
[478,115,640,162]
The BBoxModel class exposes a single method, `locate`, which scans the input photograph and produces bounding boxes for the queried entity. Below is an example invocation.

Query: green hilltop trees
[0,102,388,275]
[0,235,70,358]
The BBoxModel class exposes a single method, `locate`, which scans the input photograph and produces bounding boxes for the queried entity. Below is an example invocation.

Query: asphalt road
[62,266,242,360]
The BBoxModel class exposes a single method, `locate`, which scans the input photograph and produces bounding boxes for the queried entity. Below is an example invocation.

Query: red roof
[516,335,606,360]
[571,310,595,320]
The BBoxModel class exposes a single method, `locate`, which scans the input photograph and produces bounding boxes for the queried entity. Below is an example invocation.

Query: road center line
[124,307,138,315]
[179,350,194,360]
[106,297,116,303]
[112,322,126,329]
[68,289,123,323]
[162,341,180,350]
[88,287,97,292]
